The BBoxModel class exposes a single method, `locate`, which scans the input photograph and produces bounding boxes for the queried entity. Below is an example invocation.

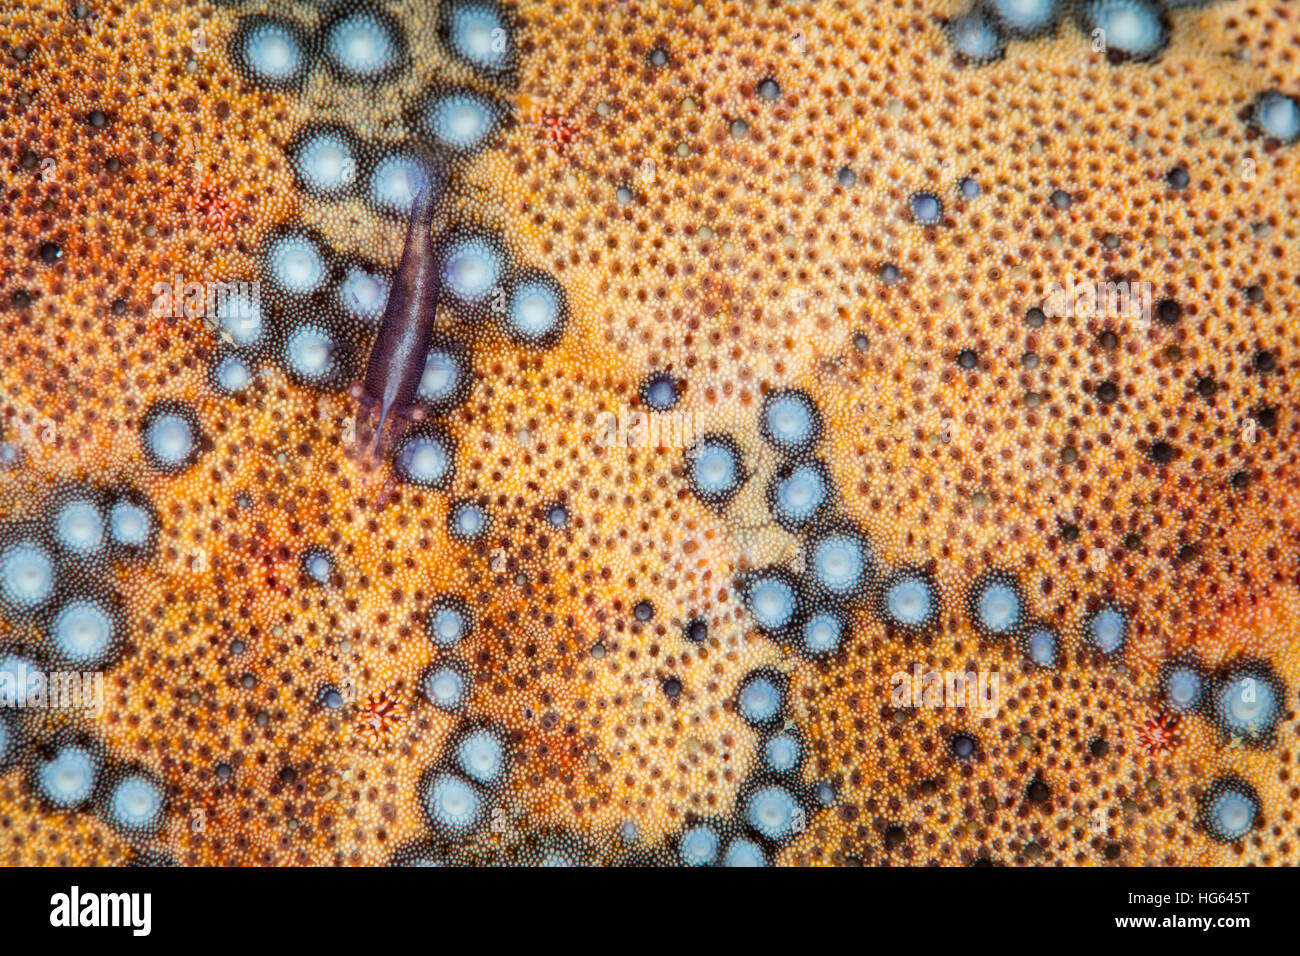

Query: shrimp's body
[349,183,441,481]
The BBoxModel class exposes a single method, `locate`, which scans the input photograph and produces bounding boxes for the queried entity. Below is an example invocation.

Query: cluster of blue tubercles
[417,720,510,842]
[1155,658,1287,748]
[194,225,368,395]
[747,390,853,659]
[14,729,169,841]
[1148,655,1277,841]
[0,485,155,671]
[435,228,570,348]
[964,568,1132,670]
[419,594,476,713]
[738,390,941,658]
[230,1,515,90]
[743,389,948,658]
[944,1,1197,66]
[666,792,818,867]
[644,670,830,866]
[0,485,168,845]
[736,388,1140,685]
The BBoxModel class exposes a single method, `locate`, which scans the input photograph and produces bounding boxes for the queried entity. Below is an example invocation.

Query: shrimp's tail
[346,389,414,511]
[343,390,428,512]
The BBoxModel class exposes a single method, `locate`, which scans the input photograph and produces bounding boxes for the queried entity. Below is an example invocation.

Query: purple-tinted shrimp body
[357,183,441,456]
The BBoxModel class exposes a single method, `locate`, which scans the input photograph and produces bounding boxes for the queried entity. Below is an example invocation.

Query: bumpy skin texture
[0,0,1297,866]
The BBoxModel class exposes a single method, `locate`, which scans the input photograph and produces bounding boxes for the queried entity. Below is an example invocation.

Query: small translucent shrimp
[348,178,441,488]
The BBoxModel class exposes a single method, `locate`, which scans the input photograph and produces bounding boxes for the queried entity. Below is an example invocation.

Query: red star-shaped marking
[1137,711,1180,755]
[358,692,404,740]
[539,109,580,156]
